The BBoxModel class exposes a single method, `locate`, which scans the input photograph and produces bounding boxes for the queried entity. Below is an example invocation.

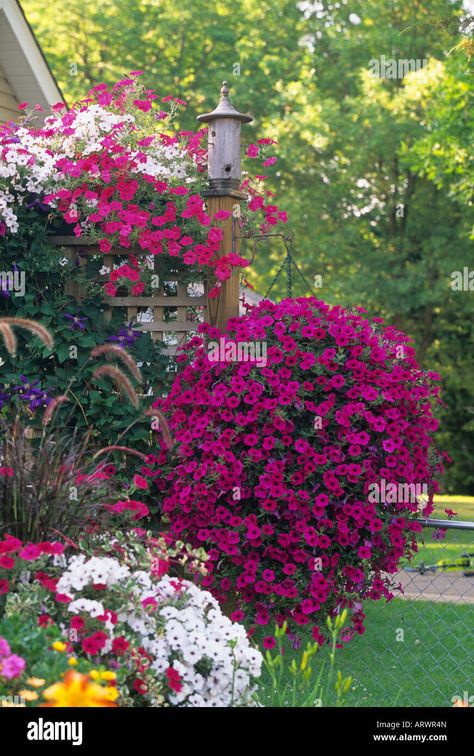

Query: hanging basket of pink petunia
[0,73,286,352]
[153,297,447,641]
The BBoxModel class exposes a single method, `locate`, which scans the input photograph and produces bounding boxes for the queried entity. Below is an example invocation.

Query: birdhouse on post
[198,82,253,331]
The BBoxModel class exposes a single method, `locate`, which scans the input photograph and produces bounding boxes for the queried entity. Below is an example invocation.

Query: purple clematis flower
[12,376,52,411]
[26,196,50,213]
[28,391,52,411]
[0,386,9,410]
[13,376,40,397]
[109,321,141,348]
[64,313,88,331]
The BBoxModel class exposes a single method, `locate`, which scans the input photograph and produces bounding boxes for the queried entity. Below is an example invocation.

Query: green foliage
[0,214,169,458]
[256,612,352,707]
[403,55,474,209]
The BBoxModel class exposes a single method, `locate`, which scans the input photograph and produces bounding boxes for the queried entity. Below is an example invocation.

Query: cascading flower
[0,73,286,295]
[153,297,446,641]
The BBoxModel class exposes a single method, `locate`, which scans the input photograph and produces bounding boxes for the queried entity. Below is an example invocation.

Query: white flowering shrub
[55,554,262,707]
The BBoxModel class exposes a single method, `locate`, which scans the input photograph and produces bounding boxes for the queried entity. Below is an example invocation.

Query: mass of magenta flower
[154,297,445,642]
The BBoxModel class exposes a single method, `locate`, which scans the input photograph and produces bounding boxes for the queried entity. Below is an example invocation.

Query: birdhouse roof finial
[197,81,253,124]
[220,81,230,99]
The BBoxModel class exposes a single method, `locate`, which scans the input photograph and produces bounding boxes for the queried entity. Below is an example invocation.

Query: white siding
[0,61,19,121]
[0,1,63,122]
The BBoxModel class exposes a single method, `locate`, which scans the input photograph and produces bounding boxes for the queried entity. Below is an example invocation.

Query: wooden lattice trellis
[51,236,209,358]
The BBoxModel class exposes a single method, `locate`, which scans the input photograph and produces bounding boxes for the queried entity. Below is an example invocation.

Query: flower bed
[0,73,448,707]
[0,530,262,707]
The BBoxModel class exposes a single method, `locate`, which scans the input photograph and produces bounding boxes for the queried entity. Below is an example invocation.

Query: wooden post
[197,82,253,331]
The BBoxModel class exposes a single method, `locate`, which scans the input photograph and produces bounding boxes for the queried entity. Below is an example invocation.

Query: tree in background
[21,0,474,492]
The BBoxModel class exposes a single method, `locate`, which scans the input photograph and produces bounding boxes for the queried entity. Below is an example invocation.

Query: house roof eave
[0,0,65,112]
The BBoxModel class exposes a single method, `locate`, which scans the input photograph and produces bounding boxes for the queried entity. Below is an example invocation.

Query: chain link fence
[342,518,474,707]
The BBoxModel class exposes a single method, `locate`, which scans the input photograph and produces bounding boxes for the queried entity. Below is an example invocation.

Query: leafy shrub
[0,293,168,454]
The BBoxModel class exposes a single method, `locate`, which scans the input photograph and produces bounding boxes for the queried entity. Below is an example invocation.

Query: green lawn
[256,500,474,707]
[404,496,474,570]
[336,599,474,707]
[256,599,474,707]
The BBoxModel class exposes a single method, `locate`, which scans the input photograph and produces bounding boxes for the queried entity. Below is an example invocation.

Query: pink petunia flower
[18,544,41,561]
[0,654,26,679]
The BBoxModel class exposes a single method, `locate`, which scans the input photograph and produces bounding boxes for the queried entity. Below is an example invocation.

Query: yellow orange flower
[51,641,67,652]
[101,686,120,702]
[19,690,39,702]
[100,671,116,681]
[41,670,119,708]
[68,657,78,666]
[26,677,45,688]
